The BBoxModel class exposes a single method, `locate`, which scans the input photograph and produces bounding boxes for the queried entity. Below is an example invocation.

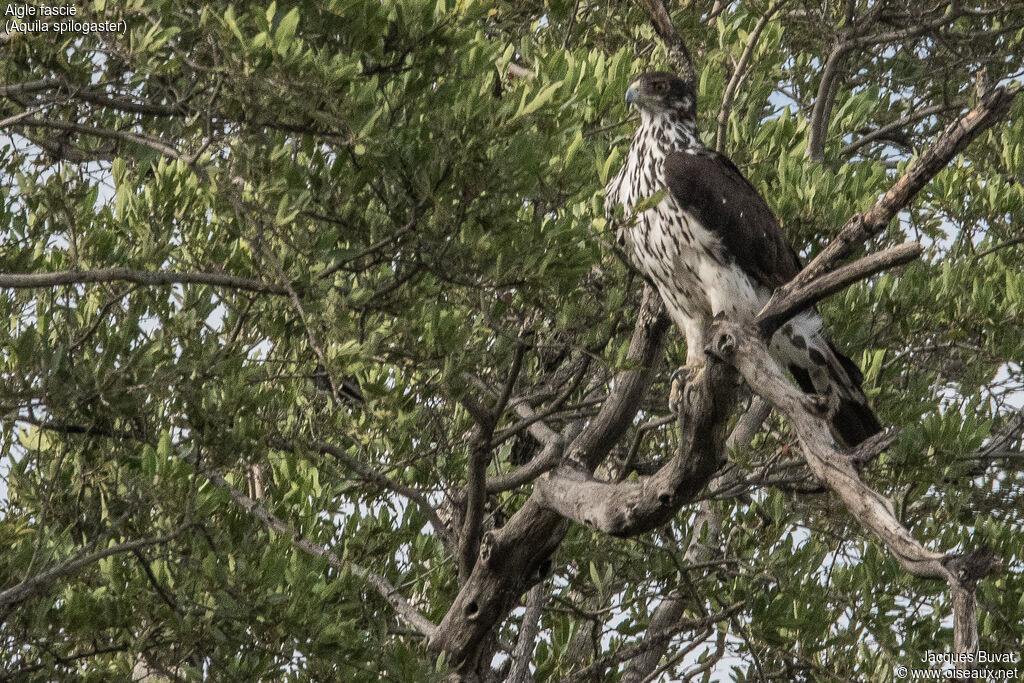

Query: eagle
[605,71,881,447]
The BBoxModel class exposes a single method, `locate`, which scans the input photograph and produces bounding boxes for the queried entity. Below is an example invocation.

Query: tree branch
[636,0,697,85]
[431,287,670,674]
[716,3,784,153]
[841,102,958,157]
[0,78,60,97]
[0,268,289,296]
[11,116,190,162]
[202,467,438,639]
[485,438,564,494]
[533,359,737,536]
[756,241,923,337]
[506,583,547,683]
[0,526,187,610]
[709,319,999,655]
[806,43,852,163]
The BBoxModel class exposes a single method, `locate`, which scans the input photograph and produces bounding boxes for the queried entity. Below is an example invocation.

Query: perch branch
[709,319,999,656]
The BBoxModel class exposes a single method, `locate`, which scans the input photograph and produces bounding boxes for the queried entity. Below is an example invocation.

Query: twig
[274,438,456,555]
[0,526,187,609]
[11,116,188,162]
[841,102,957,157]
[715,3,786,153]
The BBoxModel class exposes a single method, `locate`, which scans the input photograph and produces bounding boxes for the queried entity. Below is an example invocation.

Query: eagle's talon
[668,364,704,412]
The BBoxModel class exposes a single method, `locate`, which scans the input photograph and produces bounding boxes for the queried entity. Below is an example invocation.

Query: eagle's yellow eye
[654,82,668,92]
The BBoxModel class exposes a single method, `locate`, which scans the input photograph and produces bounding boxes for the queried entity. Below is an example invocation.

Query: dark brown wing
[664,149,801,290]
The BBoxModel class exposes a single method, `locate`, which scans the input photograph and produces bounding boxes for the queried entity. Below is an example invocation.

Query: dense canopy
[1,1,1023,681]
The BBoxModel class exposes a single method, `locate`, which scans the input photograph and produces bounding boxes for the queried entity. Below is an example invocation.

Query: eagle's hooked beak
[625,85,639,105]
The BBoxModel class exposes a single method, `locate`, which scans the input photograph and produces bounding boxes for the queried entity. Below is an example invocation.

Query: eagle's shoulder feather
[663,148,801,290]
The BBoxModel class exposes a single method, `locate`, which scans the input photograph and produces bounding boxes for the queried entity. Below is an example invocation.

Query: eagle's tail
[779,321,882,448]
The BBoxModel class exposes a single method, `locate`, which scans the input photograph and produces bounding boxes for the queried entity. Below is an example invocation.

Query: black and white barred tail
[780,322,882,448]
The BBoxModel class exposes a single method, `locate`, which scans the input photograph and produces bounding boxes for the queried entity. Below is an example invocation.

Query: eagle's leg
[667,318,710,413]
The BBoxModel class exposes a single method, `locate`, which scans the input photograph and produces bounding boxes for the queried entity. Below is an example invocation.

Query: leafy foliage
[1,0,1022,680]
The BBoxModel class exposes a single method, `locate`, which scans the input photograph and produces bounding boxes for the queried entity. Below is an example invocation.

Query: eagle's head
[625,72,696,120]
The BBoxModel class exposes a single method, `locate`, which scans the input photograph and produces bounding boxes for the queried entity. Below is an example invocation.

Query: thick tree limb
[0,268,289,296]
[533,359,737,536]
[759,85,1019,336]
[460,432,496,583]
[431,287,670,674]
[454,385,501,583]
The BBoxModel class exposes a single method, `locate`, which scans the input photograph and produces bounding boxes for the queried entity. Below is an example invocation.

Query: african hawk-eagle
[605,71,881,446]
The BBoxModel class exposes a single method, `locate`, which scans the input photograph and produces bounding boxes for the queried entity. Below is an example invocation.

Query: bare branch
[806,43,852,163]
[507,583,547,683]
[11,116,189,162]
[841,102,958,157]
[710,319,999,656]
[0,268,289,296]
[485,438,564,494]
[756,241,923,336]
[0,78,60,96]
